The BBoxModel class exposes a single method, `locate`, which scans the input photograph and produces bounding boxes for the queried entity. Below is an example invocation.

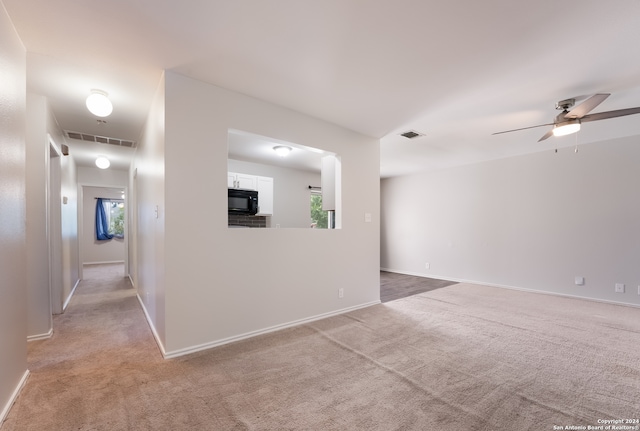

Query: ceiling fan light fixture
[95,156,110,169]
[86,90,113,117]
[552,120,581,137]
[273,145,292,157]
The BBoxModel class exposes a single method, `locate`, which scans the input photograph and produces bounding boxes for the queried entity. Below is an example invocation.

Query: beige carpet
[3,264,640,430]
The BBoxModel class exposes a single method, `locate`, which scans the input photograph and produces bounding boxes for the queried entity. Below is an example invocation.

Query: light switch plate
[574,276,584,286]
[615,283,625,293]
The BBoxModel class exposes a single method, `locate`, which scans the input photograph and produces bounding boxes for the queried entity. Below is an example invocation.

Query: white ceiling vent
[64,130,137,148]
[400,130,424,139]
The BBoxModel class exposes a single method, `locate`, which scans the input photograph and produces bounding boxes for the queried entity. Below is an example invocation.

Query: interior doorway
[78,185,129,281]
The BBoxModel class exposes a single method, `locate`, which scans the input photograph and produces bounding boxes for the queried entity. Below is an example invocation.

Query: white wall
[60,140,79,309]
[25,93,52,335]
[147,71,379,356]
[81,186,126,264]
[25,93,79,333]
[131,72,166,347]
[381,136,640,306]
[228,159,321,228]
[78,166,130,188]
[0,1,28,422]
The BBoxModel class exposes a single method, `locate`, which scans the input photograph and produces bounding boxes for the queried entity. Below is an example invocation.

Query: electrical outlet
[615,283,625,293]
[425,262,430,269]
[637,285,640,295]
[338,288,344,298]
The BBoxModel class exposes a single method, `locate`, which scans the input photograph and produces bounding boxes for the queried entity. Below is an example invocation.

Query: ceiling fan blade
[537,129,554,142]
[580,107,640,123]
[492,122,554,136]
[564,93,610,119]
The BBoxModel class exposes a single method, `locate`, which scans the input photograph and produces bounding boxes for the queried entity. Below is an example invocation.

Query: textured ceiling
[5,0,640,176]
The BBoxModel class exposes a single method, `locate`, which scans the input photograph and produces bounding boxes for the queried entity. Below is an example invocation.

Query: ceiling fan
[493,93,640,142]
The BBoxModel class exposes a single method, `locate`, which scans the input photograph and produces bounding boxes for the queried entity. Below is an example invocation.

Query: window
[108,200,125,238]
[96,198,124,240]
[310,192,328,229]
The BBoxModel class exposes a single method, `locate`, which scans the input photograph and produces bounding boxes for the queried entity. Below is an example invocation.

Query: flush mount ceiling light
[86,90,113,117]
[273,145,292,157]
[95,156,110,169]
[552,120,581,137]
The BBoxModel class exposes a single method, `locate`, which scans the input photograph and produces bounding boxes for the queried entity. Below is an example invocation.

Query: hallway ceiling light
[86,90,113,117]
[95,156,110,169]
[273,145,292,157]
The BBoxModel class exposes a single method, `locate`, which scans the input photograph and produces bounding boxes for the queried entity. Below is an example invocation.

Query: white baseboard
[0,370,29,425]
[62,279,80,311]
[27,328,53,342]
[136,290,380,361]
[380,268,640,309]
[162,300,381,359]
[135,294,167,358]
[127,274,134,287]
[83,261,125,266]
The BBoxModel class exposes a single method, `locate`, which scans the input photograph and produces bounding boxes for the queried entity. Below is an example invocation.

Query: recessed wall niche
[227,129,341,229]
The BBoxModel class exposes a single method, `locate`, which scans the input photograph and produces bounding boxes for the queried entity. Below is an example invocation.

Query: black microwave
[228,188,258,215]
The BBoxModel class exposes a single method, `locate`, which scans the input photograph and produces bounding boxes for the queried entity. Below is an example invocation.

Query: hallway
[3,264,168,430]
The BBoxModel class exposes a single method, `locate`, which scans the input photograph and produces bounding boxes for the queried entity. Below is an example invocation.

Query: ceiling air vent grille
[400,130,424,139]
[64,130,137,148]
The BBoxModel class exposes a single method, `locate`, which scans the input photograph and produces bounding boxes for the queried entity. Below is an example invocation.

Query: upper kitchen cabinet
[228,172,257,190]
[256,176,273,216]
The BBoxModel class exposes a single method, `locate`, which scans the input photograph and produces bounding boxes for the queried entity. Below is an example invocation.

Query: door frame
[48,137,63,314]
[77,183,130,280]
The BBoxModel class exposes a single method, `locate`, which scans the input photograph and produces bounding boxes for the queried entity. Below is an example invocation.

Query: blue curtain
[96,198,114,241]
